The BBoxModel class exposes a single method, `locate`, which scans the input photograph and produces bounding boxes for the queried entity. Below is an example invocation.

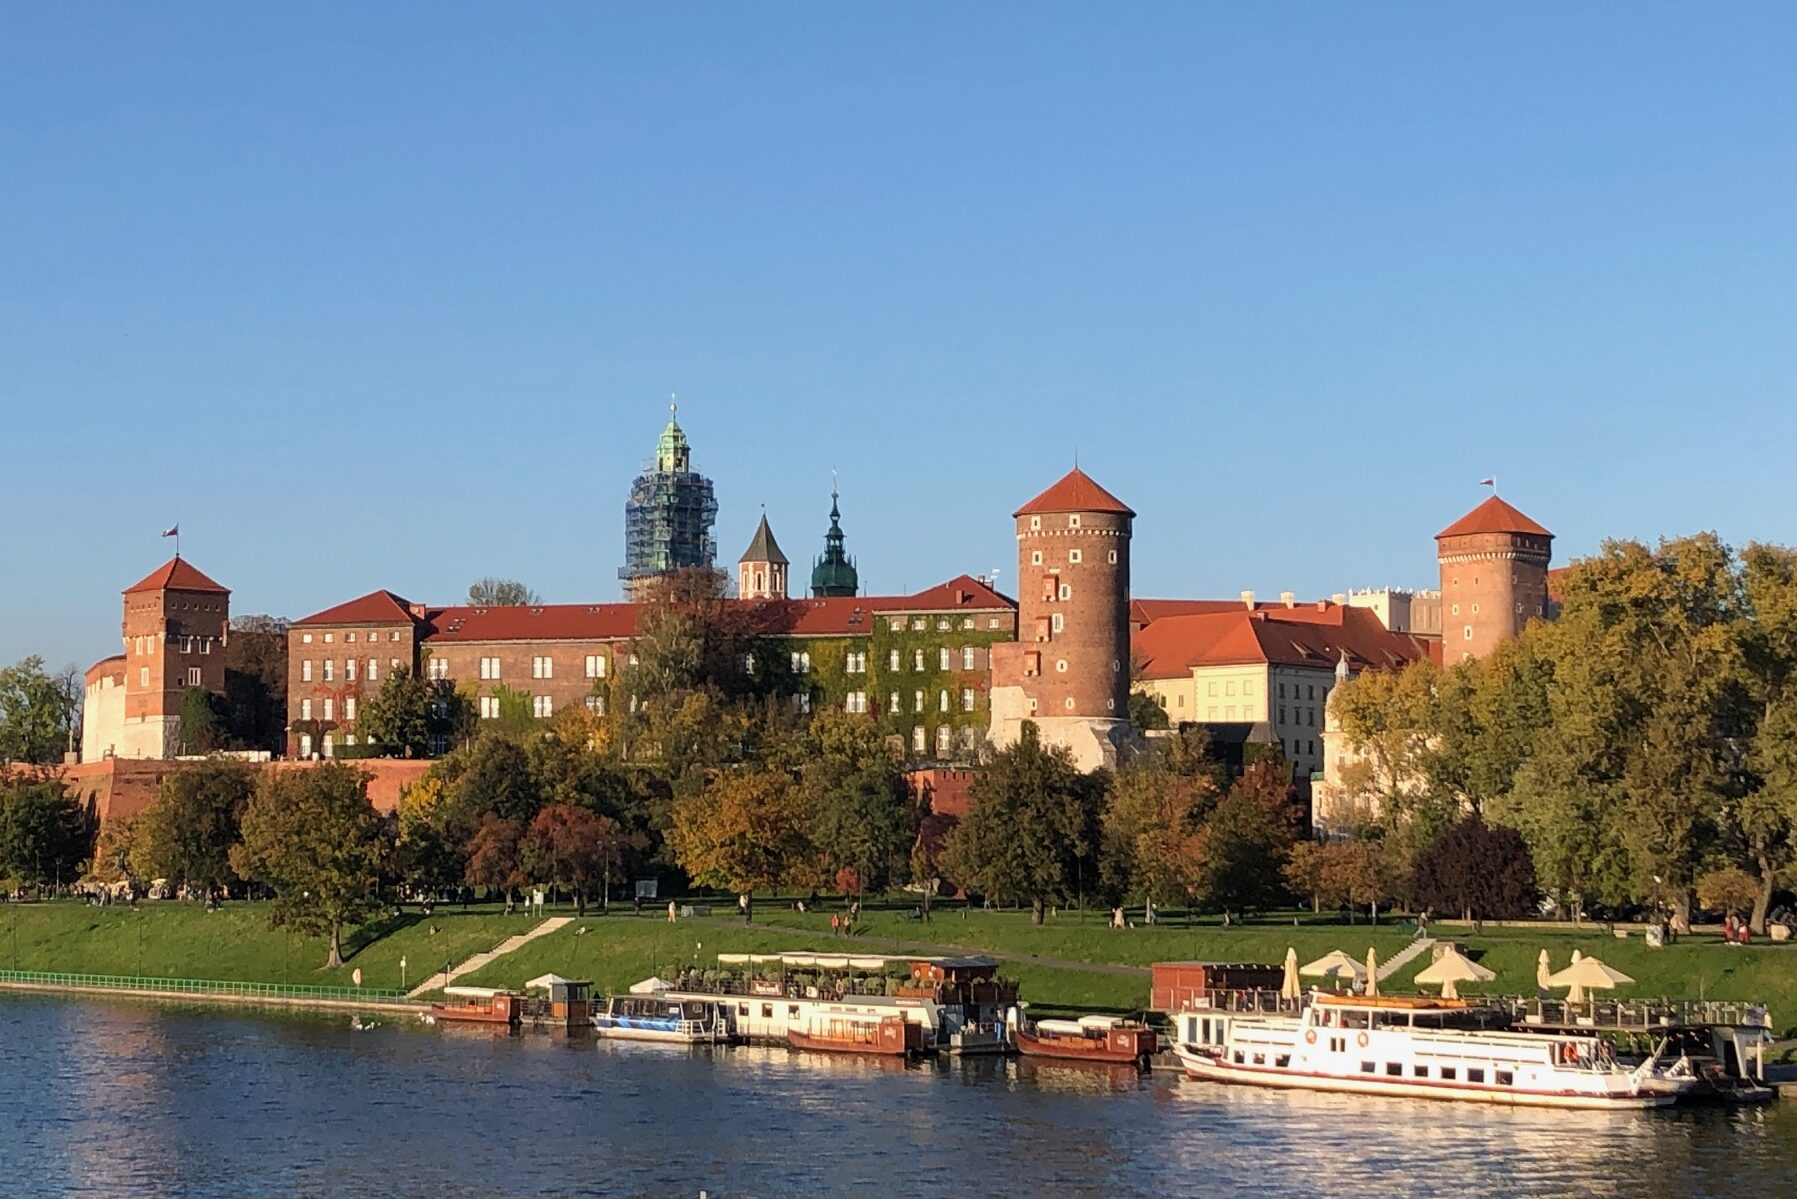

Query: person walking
[831,913,841,938]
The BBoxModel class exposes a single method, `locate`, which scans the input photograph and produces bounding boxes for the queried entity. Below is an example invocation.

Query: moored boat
[1176,994,1683,1110]
[789,1013,926,1057]
[593,995,732,1044]
[429,986,524,1026]
[1015,1016,1157,1067]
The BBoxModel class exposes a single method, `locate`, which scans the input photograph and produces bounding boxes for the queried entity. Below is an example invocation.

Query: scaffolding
[619,413,718,589]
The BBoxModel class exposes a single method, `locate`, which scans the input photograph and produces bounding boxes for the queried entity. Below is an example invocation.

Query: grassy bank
[7,900,1795,1030]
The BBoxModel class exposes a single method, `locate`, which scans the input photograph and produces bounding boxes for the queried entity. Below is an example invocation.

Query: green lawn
[0,901,528,991]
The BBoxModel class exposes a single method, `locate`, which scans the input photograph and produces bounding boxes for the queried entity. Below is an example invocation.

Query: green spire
[656,395,690,473]
[810,477,859,597]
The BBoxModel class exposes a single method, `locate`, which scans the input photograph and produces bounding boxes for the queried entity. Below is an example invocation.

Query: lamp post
[400,956,407,992]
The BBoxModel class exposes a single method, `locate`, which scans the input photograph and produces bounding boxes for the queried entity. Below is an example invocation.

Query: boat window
[1340,1011,1371,1030]
[1329,1037,1346,1053]
[1412,1065,1428,1078]
[1495,1070,1513,1087]
[738,1003,748,1016]
[1234,1051,1245,1065]
[1385,1063,1402,1077]
[1440,1067,1457,1081]
[762,1004,773,1019]
[1360,1061,1375,1074]
[1275,1054,1290,1069]
[1253,1053,1265,1066]
[1467,1068,1485,1084]
[788,1005,800,1018]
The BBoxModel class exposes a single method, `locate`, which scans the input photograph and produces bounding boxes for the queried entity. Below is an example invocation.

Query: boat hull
[593,1017,729,1045]
[429,1006,519,1026]
[1015,1029,1154,1066]
[788,1030,916,1057]
[1177,1050,1672,1110]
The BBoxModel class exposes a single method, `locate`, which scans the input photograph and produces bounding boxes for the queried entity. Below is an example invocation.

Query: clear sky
[5,4,1796,673]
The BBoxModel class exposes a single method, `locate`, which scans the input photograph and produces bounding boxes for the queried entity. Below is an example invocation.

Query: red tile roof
[1130,597,1341,627]
[124,557,229,595]
[293,590,420,627]
[298,576,1016,644]
[85,654,126,684]
[1436,496,1552,540]
[1014,468,1134,518]
[1133,606,1432,680]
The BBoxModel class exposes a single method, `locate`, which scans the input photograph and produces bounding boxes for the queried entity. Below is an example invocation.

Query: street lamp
[400,956,407,992]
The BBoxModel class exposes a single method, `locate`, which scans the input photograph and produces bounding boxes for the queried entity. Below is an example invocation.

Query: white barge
[1174,994,1684,1110]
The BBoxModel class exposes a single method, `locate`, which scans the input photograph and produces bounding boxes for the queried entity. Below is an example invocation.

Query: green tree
[1193,756,1301,916]
[1127,689,1170,732]
[229,763,390,968]
[177,686,230,754]
[668,765,820,917]
[802,709,915,897]
[467,578,541,606]
[0,773,91,887]
[129,760,257,893]
[941,723,1101,924]
[359,666,474,757]
[224,615,289,753]
[0,656,79,765]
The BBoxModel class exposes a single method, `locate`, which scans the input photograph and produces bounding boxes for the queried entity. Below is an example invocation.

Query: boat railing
[0,968,411,1003]
[1513,996,1771,1031]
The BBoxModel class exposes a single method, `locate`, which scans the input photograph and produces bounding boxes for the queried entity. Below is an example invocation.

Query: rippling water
[2,994,1792,1198]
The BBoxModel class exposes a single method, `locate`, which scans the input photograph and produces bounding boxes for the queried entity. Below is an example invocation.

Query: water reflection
[1,994,1792,1199]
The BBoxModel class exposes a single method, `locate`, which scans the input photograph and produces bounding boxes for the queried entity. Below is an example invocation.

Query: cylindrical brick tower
[988,467,1133,770]
[1436,495,1553,663]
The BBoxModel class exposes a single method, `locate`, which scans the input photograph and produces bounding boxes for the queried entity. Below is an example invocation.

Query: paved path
[1375,936,1436,982]
[406,916,571,997]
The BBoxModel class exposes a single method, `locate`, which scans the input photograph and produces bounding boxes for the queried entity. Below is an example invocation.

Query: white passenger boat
[592,995,732,1044]
[1174,994,1682,1110]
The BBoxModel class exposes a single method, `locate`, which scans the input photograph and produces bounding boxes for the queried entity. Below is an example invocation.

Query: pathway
[406,916,571,997]
[1375,936,1436,982]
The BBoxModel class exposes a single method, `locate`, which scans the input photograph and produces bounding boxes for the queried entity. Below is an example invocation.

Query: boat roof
[443,986,510,999]
[712,951,998,970]
[1313,995,1472,1011]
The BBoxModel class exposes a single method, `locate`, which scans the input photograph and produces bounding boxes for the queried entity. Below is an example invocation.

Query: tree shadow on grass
[339,910,419,963]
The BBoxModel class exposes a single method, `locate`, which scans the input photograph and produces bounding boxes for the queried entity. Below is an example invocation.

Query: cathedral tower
[737,513,789,600]
[620,402,719,600]
[809,484,859,598]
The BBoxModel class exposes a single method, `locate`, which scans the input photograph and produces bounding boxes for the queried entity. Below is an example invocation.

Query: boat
[593,995,732,1044]
[788,1012,926,1057]
[429,986,524,1026]
[1175,994,1683,1110]
[1015,1015,1157,1066]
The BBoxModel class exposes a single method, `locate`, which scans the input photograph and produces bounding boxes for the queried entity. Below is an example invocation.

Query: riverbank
[5,900,1794,1028]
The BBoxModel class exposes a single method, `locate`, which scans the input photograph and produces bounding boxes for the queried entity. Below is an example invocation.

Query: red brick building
[1435,495,1553,663]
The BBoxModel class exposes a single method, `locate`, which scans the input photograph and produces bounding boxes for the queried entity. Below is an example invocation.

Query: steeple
[810,478,860,598]
[621,399,718,599]
[737,511,789,600]
[656,395,691,473]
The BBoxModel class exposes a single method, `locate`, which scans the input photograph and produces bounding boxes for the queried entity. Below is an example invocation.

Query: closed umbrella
[1280,947,1302,1001]
[1300,950,1367,983]
[1545,956,1634,1005]
[1535,949,1552,994]
[1413,947,1496,1000]
[1365,947,1380,998]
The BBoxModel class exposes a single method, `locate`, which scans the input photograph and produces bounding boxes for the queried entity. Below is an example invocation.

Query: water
[2,995,1792,1199]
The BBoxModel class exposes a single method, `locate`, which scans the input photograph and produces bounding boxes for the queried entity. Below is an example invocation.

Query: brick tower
[988,467,1134,771]
[736,512,789,600]
[116,557,231,757]
[1436,495,1552,662]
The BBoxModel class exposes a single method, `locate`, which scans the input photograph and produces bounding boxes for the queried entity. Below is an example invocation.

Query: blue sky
[5,5,1795,672]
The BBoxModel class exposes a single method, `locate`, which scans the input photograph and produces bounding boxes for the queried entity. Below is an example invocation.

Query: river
[2,994,1792,1198]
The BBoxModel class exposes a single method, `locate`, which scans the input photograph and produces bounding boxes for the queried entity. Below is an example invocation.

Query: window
[911,618,925,631]
[988,617,1001,629]
[323,698,334,721]
[183,666,200,686]
[1108,550,1117,564]
[1056,659,1068,673]
[1413,1065,1428,1078]
[532,656,553,679]
[390,631,401,642]
[914,690,924,712]
[1031,550,1043,566]
[1440,1067,1457,1081]
[914,650,925,671]
[585,655,607,679]
[346,658,358,682]
[939,689,949,712]
[480,657,501,680]
[846,652,866,674]
[1208,682,1218,696]
[1029,516,1041,530]
[888,692,900,714]
[889,650,901,671]
[301,633,313,645]
[795,692,811,714]
[936,618,950,631]
[1280,706,1287,723]
[1275,1054,1290,1069]
[323,633,334,644]
[1451,604,1460,616]
[429,657,449,681]
[585,695,606,715]
[912,726,925,753]
[480,696,500,720]
[761,1004,773,1020]
[1495,1070,1513,1087]
[1463,626,1474,641]
[888,617,904,632]
[1068,548,1083,564]
[791,651,811,673]
[346,632,358,643]
[323,659,335,683]
[936,726,952,756]
[1467,1068,1485,1084]
[961,647,976,670]
[1067,514,1081,529]
[301,699,313,721]
[1244,680,1255,696]
[1360,1062,1375,1075]
[1471,603,1480,614]
[845,690,867,714]
[1385,1063,1402,1077]
[302,660,313,683]
[1225,681,1236,696]
[1058,583,1071,601]
[938,647,951,670]
[1051,613,1064,633]
[368,659,379,682]
[345,697,357,720]
[962,687,975,712]
[1306,684,1314,700]
[1065,697,1076,710]
[532,694,553,718]
[298,734,312,758]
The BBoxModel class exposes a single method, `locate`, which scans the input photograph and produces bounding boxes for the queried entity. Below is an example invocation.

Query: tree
[463,813,525,901]
[392,774,461,895]
[1193,756,1301,916]
[1696,866,1760,919]
[1410,814,1538,926]
[1100,728,1217,908]
[802,709,915,897]
[129,760,257,893]
[1283,840,1328,912]
[941,723,1101,924]
[1312,839,1401,923]
[359,666,474,757]
[440,735,546,838]
[519,805,636,915]
[230,764,390,968]
[177,686,230,754]
[1329,658,1459,856]
[225,616,289,753]
[0,656,79,765]
[1127,690,1170,732]
[668,765,820,916]
[0,773,92,887]
[467,578,541,606]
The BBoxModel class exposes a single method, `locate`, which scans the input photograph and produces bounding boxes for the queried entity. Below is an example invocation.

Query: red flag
[162,524,179,537]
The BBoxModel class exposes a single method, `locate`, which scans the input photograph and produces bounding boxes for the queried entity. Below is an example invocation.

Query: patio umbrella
[1280,947,1302,1001]
[1413,947,1496,1000]
[1365,947,1380,998]
[1545,956,1634,1005]
[1535,949,1552,993]
[1300,950,1367,982]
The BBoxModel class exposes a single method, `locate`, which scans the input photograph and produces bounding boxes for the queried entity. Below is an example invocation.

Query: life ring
[1304,1029,1318,1045]
[1356,1031,1370,1049]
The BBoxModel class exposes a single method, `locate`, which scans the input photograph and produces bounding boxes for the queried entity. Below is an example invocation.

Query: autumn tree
[129,760,257,893]
[520,805,638,914]
[467,578,540,606]
[1099,727,1217,909]
[463,813,525,903]
[942,723,1101,924]
[1193,756,1301,916]
[669,765,819,918]
[230,764,390,968]
[1409,814,1538,926]
[1697,866,1760,919]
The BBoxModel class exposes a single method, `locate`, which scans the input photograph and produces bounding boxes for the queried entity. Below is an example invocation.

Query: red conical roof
[124,557,230,595]
[1436,496,1552,540]
[1014,468,1134,518]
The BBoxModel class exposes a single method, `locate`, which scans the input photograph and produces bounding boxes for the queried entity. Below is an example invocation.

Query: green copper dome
[810,486,859,598]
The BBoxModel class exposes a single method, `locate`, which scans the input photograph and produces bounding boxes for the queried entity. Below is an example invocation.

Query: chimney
[1241,590,1256,609]
[408,603,427,620]
[1316,600,1329,612]
[1280,591,1295,608]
